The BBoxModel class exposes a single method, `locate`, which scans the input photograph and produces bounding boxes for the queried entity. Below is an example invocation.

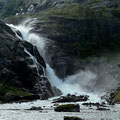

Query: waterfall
[46,64,100,102]
[8,19,101,102]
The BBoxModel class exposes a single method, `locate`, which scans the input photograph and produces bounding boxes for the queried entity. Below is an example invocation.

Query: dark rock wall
[0,21,54,100]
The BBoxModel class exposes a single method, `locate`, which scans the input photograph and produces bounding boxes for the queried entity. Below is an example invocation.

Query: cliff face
[0,0,87,18]
[3,0,120,78]
[0,0,120,18]
[0,0,77,18]
[4,0,120,56]
[0,21,55,103]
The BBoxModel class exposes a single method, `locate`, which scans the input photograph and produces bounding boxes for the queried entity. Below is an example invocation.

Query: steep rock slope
[0,0,87,18]
[0,21,54,103]
[5,0,120,78]
[3,0,120,58]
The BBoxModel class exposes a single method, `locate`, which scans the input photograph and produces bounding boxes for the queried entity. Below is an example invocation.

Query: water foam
[46,64,100,102]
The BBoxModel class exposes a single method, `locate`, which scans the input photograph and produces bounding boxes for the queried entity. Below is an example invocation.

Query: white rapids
[0,100,120,120]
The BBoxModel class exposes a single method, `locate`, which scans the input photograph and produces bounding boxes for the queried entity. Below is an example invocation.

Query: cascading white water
[8,19,101,102]
[46,64,101,102]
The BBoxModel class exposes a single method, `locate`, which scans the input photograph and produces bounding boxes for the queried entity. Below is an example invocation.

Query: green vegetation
[0,80,33,103]
[114,91,120,103]
[3,0,24,18]
[0,85,31,97]
[43,1,120,58]
[3,0,120,61]
[48,0,120,20]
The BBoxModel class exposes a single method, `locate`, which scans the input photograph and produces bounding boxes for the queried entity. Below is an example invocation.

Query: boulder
[29,106,43,110]
[64,116,83,120]
[52,86,62,96]
[53,94,89,103]
[82,102,107,107]
[96,107,110,111]
[54,104,80,112]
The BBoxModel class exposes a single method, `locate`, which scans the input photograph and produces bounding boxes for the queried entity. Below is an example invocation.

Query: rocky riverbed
[0,97,120,120]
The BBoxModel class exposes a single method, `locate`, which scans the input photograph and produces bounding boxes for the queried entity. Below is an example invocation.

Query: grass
[3,0,24,18]
[47,0,119,20]
[0,82,33,103]
[114,91,120,103]
[0,85,31,96]
[0,84,34,103]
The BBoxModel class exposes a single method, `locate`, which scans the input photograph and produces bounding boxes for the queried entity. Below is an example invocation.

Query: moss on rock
[0,83,38,103]
[55,104,80,112]
[113,91,120,103]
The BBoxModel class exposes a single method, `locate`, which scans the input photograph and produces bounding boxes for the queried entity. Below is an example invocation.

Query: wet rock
[52,86,62,96]
[54,104,80,112]
[116,86,120,91]
[82,102,107,107]
[82,102,110,111]
[53,103,59,106]
[4,94,40,103]
[53,94,89,103]
[64,116,83,120]
[29,106,43,110]
[0,20,55,102]
[96,107,110,111]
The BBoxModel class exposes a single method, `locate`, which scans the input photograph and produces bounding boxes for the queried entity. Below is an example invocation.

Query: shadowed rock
[0,21,55,102]
[96,107,110,111]
[53,94,89,103]
[54,104,80,112]
[29,106,43,110]
[64,116,83,120]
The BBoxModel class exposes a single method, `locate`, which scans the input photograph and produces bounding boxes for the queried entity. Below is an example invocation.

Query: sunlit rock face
[0,21,55,101]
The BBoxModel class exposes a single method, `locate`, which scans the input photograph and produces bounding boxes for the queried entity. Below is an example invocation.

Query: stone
[54,104,80,112]
[29,106,43,110]
[53,94,89,103]
[82,102,106,107]
[64,116,83,120]
[96,107,110,111]
[4,94,40,103]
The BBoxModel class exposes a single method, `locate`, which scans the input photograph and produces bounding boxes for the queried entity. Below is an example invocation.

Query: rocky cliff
[0,0,87,18]
[0,21,55,103]
[3,0,120,59]
[4,0,120,78]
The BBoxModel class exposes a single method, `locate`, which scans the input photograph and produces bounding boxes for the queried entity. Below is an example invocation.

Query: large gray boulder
[54,104,80,112]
